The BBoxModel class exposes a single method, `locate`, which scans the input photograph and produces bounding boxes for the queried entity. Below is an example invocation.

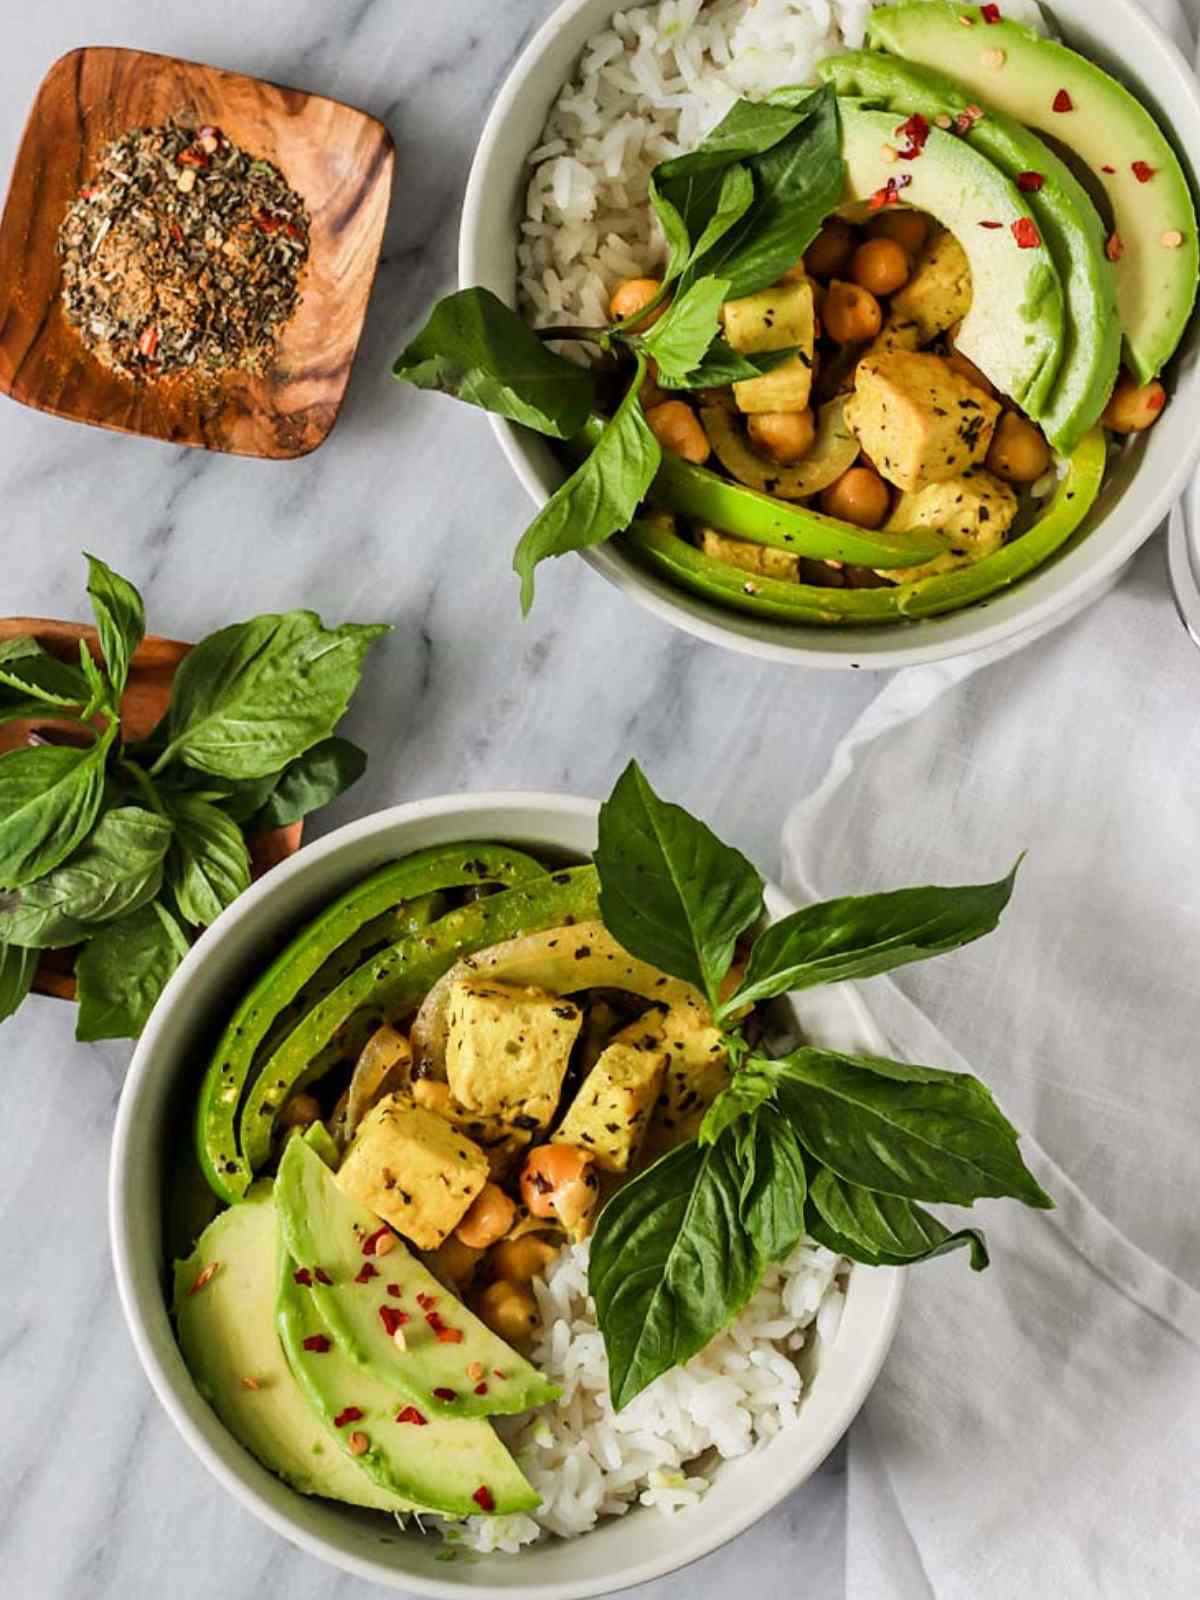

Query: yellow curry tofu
[724,279,815,415]
[887,230,972,347]
[641,1010,731,1163]
[845,351,1000,492]
[445,978,582,1133]
[336,1096,488,1251]
[882,469,1016,582]
[698,527,800,583]
[553,1017,668,1172]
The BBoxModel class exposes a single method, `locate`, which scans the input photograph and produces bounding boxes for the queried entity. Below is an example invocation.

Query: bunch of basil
[0,556,386,1040]
[587,761,1050,1410]
[394,85,844,612]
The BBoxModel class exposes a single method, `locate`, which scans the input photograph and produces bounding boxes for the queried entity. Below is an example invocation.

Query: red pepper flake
[1016,171,1045,192]
[188,1262,219,1296]
[293,1267,314,1287]
[978,220,1004,229]
[474,1382,489,1396]
[437,1327,465,1345]
[867,174,913,211]
[253,209,285,234]
[1147,388,1166,412]
[981,2,1001,19]
[333,1407,364,1428]
[425,1310,447,1333]
[379,1306,410,1337]
[1101,165,1117,175]
[78,184,98,199]
[396,1405,428,1426]
[168,221,184,246]
[1012,218,1041,249]
[386,1284,403,1298]
[1052,89,1073,113]
[362,1227,391,1257]
[1106,231,1124,262]
[314,1268,333,1286]
[354,1262,379,1284]
[416,1292,437,1310]
[493,1370,506,1380]
[302,1334,331,1353]
[285,221,303,240]
[1132,161,1157,184]
[138,326,160,359]
[894,112,930,160]
[177,146,210,168]
[473,1486,496,1513]
[432,1387,458,1402]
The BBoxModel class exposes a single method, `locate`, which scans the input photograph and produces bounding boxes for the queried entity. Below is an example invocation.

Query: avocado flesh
[838,102,1065,413]
[276,1138,560,1421]
[868,2,1199,383]
[173,1184,409,1512]
[238,867,600,1177]
[621,428,1106,625]
[821,53,1120,451]
[278,1241,538,1518]
[700,398,860,499]
[197,844,549,1204]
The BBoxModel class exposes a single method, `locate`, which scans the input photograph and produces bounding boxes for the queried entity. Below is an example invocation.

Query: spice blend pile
[57,119,310,380]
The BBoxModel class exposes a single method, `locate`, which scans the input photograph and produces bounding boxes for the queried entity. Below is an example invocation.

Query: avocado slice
[868,2,1199,383]
[197,844,548,1204]
[700,398,860,499]
[621,428,1106,625]
[821,52,1120,451]
[839,101,1065,413]
[238,867,600,1177]
[173,1184,410,1512]
[276,1138,559,1422]
[277,1242,539,1518]
[302,1119,341,1170]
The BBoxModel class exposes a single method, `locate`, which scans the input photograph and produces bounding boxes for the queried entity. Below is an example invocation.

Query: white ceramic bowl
[460,0,1200,669]
[109,793,903,1598]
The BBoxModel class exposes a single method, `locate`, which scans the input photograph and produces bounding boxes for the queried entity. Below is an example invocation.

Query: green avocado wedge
[867,2,1200,384]
[278,1243,539,1517]
[238,866,601,1176]
[197,844,548,1204]
[819,52,1120,452]
[622,429,1106,626]
[573,415,948,568]
[277,1138,560,1423]
[173,1184,411,1513]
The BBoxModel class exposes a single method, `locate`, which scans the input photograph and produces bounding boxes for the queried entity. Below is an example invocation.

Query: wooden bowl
[0,618,303,1000]
[0,48,394,458]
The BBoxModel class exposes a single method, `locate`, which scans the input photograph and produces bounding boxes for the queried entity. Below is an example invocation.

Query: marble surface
[0,2,883,1596]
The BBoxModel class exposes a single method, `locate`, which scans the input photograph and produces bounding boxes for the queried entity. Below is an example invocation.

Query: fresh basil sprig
[0,556,385,1038]
[588,760,1046,1409]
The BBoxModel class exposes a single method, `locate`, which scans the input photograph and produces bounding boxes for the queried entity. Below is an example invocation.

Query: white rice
[517,0,1048,330]
[424,1236,847,1554]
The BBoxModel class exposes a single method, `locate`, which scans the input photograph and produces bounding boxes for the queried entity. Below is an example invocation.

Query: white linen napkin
[780,8,1200,1587]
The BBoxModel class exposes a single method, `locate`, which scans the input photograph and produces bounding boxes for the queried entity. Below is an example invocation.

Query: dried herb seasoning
[57,119,310,380]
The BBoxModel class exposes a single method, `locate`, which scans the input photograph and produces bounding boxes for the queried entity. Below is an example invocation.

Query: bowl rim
[109,790,904,1599]
[458,0,1200,669]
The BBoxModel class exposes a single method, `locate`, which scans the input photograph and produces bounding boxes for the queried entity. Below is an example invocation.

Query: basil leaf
[194,771,279,825]
[0,942,37,1024]
[154,611,388,781]
[657,340,797,391]
[646,179,693,289]
[806,1172,989,1271]
[0,638,91,710]
[689,164,756,264]
[78,640,110,721]
[730,864,1021,1015]
[740,1104,808,1263]
[640,276,729,384]
[0,735,111,889]
[254,736,366,831]
[595,758,762,1010]
[698,1060,778,1147]
[513,360,660,615]
[590,1132,763,1410]
[772,1046,1052,1210]
[74,900,189,1041]
[165,795,252,929]
[394,288,595,439]
[0,806,172,948]
[85,553,145,702]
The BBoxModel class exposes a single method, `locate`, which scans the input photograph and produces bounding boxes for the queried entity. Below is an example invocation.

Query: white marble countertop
[0,2,885,1595]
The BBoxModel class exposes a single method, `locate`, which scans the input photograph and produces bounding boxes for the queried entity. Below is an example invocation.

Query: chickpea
[520,1143,599,1231]
[850,238,911,297]
[1102,374,1167,433]
[278,1092,321,1133]
[867,209,929,256]
[821,465,891,529]
[488,1234,559,1285]
[645,400,711,464]
[423,1235,483,1293]
[609,276,667,329]
[455,1182,518,1250]
[945,349,994,397]
[640,356,666,412]
[477,1280,539,1347]
[804,217,856,280]
[746,408,816,465]
[986,412,1052,485]
[411,1079,452,1115]
[822,279,883,345]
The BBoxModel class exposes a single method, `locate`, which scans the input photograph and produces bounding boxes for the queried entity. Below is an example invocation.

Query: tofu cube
[724,279,815,414]
[845,351,1000,492]
[881,469,1016,582]
[445,979,582,1133]
[553,1017,668,1172]
[699,527,800,583]
[336,1096,488,1251]
[641,1011,731,1163]
[887,230,972,346]
[411,1078,531,1180]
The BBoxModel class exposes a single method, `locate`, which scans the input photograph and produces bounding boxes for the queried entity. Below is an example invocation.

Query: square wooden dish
[1,618,302,1000]
[0,47,394,458]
